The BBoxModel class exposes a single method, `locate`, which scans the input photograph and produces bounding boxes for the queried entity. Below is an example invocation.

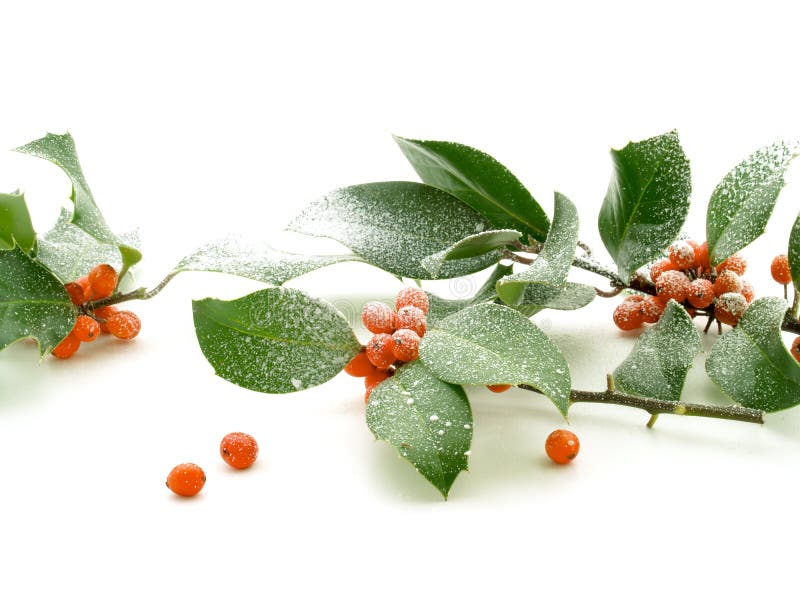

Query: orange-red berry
[694,241,711,272]
[361,301,396,334]
[713,270,743,297]
[641,296,667,324]
[487,384,512,393]
[545,429,580,465]
[51,332,80,359]
[650,258,676,284]
[668,241,695,270]
[622,294,645,304]
[72,315,100,342]
[395,287,429,315]
[88,264,118,300]
[344,351,378,377]
[741,280,755,304]
[64,281,87,305]
[365,333,395,370]
[106,310,141,340]
[714,292,748,327]
[613,301,644,331]
[220,432,259,469]
[771,254,792,285]
[655,271,690,303]
[93,305,119,334]
[395,306,427,337]
[391,328,421,362]
[791,337,800,362]
[364,370,390,402]
[717,253,747,276]
[166,463,206,497]
[687,278,715,309]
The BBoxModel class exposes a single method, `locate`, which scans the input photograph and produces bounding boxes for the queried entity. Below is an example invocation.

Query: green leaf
[421,229,520,278]
[789,211,800,291]
[0,247,75,356]
[192,287,361,394]
[14,132,142,273]
[175,237,362,285]
[366,361,472,499]
[497,192,579,305]
[706,297,800,412]
[287,182,498,279]
[515,281,596,316]
[426,263,513,326]
[0,191,35,253]
[419,303,571,416]
[613,301,702,402]
[707,141,800,265]
[394,136,549,242]
[598,131,691,282]
[36,209,139,286]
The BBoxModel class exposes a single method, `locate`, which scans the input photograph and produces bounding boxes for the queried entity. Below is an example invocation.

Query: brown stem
[88,271,179,309]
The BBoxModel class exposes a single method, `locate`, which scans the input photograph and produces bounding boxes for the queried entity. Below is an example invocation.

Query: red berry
[622,294,645,304]
[220,432,259,469]
[741,280,755,304]
[717,253,747,276]
[714,292,747,327]
[487,384,512,393]
[655,271,690,303]
[88,264,118,300]
[361,301,396,334]
[365,333,395,370]
[771,255,792,285]
[545,429,580,465]
[713,270,743,297]
[364,370,390,402]
[791,337,800,362]
[93,305,119,334]
[64,281,88,305]
[395,287,429,314]
[613,301,644,331]
[650,258,676,284]
[391,328,421,362]
[668,241,695,270]
[694,241,711,272]
[166,463,206,497]
[106,310,141,340]
[641,296,667,324]
[72,315,100,342]
[395,306,427,337]
[687,278,715,309]
[51,332,80,359]
[344,351,378,377]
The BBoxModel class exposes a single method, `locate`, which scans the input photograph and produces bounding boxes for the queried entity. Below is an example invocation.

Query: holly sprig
[2,130,799,498]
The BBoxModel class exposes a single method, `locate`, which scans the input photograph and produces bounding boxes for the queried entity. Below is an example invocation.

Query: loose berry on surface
[166,463,206,497]
[72,315,100,342]
[52,332,80,359]
[613,301,644,331]
[771,255,792,285]
[361,301,396,334]
[395,306,427,337]
[395,287,429,315]
[687,278,715,309]
[668,241,695,270]
[487,384,512,393]
[366,333,395,370]
[712,270,743,297]
[88,263,118,299]
[106,310,141,340]
[545,429,580,465]
[655,270,690,303]
[391,328,421,362]
[220,432,259,469]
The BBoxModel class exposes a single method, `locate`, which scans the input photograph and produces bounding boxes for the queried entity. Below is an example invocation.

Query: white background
[1,1,800,597]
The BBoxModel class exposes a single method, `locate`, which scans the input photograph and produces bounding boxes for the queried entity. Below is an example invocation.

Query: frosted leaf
[419,303,571,416]
[192,287,361,394]
[421,229,521,277]
[287,182,499,280]
[613,300,702,403]
[426,263,513,326]
[366,361,472,499]
[516,282,595,316]
[0,191,35,253]
[175,236,360,285]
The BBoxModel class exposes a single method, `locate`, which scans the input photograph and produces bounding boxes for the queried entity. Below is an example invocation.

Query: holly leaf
[0,247,75,356]
[419,303,571,416]
[192,287,361,394]
[366,361,472,499]
[789,210,800,291]
[421,229,521,278]
[613,301,702,403]
[36,208,139,286]
[706,297,800,412]
[707,141,800,265]
[0,191,35,254]
[426,263,513,326]
[497,192,579,306]
[515,281,596,316]
[598,130,691,282]
[14,132,142,273]
[175,237,362,285]
[394,136,550,242]
[287,182,498,279]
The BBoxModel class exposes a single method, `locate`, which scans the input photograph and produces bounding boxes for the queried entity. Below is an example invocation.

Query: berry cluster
[52,263,141,359]
[345,287,429,402]
[613,240,754,330]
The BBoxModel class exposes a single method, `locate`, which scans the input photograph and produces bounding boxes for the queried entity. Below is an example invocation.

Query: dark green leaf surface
[366,361,472,499]
[516,281,596,315]
[497,192,579,305]
[176,237,362,285]
[789,211,800,291]
[15,133,142,272]
[598,131,691,282]
[426,263,513,326]
[287,182,498,279]
[419,303,571,416]
[192,287,361,394]
[706,297,800,412]
[394,136,550,242]
[707,141,800,265]
[613,301,702,402]
[0,192,35,253]
[0,248,75,355]
[421,229,520,278]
